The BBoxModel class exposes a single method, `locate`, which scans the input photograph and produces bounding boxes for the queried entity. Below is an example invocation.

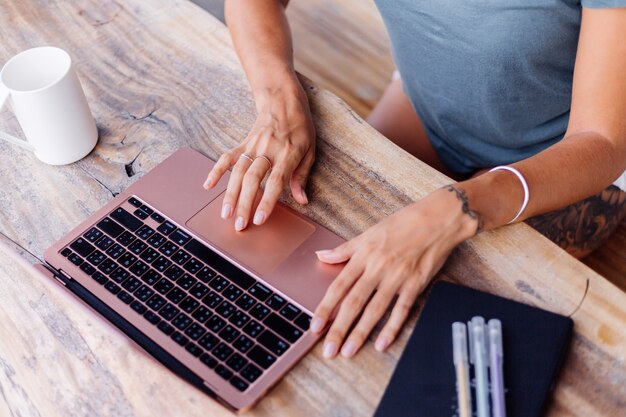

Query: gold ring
[255,154,272,170]
[240,153,254,163]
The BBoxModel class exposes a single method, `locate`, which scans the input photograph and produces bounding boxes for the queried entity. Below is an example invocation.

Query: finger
[315,237,359,264]
[310,254,365,334]
[289,149,315,205]
[340,281,399,358]
[252,166,289,225]
[221,154,253,220]
[204,146,242,190]
[235,157,271,231]
[374,278,424,352]
[322,270,380,359]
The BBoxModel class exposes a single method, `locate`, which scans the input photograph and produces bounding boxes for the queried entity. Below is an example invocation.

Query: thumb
[315,238,358,264]
[289,149,314,205]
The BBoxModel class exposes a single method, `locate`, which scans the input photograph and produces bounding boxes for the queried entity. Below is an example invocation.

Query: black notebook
[373,281,572,417]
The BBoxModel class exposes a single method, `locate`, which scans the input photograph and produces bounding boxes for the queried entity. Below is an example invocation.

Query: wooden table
[0,1,624,416]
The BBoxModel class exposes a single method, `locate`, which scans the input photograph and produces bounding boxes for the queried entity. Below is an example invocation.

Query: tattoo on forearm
[525,185,626,259]
[444,185,484,232]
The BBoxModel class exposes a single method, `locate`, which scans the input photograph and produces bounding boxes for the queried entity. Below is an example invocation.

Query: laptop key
[143,310,161,325]
[157,321,175,335]
[141,269,161,286]
[147,233,166,248]
[202,291,223,309]
[169,229,191,246]
[110,267,130,283]
[196,266,216,283]
[250,304,270,321]
[177,273,197,290]
[98,259,117,275]
[92,271,108,285]
[166,287,186,304]
[164,265,184,281]
[184,323,206,341]
[294,313,312,331]
[258,330,289,356]
[229,310,251,328]
[208,275,229,292]
[180,296,200,314]
[171,331,189,347]
[264,313,303,343]
[229,376,249,392]
[172,313,193,330]
[158,303,180,321]
[94,235,114,250]
[266,294,286,311]
[70,238,95,257]
[235,294,256,311]
[200,353,218,369]
[129,260,149,277]
[216,301,236,319]
[79,262,96,276]
[97,218,124,238]
[146,294,166,311]
[139,205,154,215]
[241,364,262,383]
[243,320,264,338]
[152,256,171,272]
[104,281,121,294]
[158,241,178,257]
[84,227,103,242]
[233,334,254,353]
[185,342,202,357]
[128,197,142,207]
[150,212,165,223]
[249,283,272,301]
[183,258,202,274]
[110,207,142,231]
[119,252,138,268]
[226,353,248,372]
[117,291,133,304]
[139,247,159,263]
[134,209,149,220]
[191,305,212,323]
[206,316,226,333]
[135,225,155,240]
[213,343,234,362]
[198,332,220,351]
[116,231,136,247]
[279,303,301,321]
[154,279,174,295]
[105,243,125,259]
[122,277,142,293]
[190,282,210,300]
[215,364,233,381]
[219,325,240,343]
[128,240,147,255]
[246,346,276,370]
[171,249,191,265]
[223,284,242,302]
[157,221,176,236]
[134,285,154,302]
[130,301,147,314]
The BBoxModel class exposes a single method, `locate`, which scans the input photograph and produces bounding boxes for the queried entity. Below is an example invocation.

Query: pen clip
[452,322,468,365]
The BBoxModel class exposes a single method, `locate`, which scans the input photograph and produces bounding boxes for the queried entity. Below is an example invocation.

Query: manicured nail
[323,342,337,359]
[235,216,245,231]
[301,189,309,204]
[203,174,214,189]
[310,317,324,333]
[375,337,389,352]
[341,340,357,358]
[221,203,231,219]
[315,250,344,262]
[253,210,266,225]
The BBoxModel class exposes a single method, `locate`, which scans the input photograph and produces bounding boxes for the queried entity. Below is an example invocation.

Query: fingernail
[310,317,324,333]
[315,249,333,257]
[301,190,309,204]
[203,174,214,189]
[253,210,266,225]
[323,342,337,359]
[341,340,357,358]
[315,250,344,262]
[235,216,245,231]
[221,203,231,219]
[375,337,389,352]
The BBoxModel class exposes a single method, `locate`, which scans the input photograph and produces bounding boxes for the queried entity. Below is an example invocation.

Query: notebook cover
[373,281,573,417]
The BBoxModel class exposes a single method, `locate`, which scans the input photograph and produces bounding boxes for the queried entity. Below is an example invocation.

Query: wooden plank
[0,0,624,416]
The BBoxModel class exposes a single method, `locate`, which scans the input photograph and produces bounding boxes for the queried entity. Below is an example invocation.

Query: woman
[203,0,626,360]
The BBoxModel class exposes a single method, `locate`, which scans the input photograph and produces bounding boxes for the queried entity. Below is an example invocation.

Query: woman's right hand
[203,79,315,231]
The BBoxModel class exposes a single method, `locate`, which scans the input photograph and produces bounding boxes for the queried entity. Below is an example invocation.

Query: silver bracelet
[489,165,529,224]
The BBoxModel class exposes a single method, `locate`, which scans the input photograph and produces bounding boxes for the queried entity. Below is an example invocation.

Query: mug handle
[0,83,35,152]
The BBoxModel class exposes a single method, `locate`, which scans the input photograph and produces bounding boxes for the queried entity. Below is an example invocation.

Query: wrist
[251,69,306,110]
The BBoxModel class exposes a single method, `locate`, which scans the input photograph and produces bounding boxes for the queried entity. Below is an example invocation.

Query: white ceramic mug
[0,47,98,165]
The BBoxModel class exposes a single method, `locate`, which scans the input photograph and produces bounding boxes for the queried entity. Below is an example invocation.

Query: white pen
[469,316,490,417]
[452,322,472,417]
[489,319,506,417]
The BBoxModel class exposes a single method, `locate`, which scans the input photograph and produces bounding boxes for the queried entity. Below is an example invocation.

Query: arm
[312,7,626,359]
[204,0,315,229]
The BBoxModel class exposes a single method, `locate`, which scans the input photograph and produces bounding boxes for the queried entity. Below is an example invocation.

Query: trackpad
[186,192,315,276]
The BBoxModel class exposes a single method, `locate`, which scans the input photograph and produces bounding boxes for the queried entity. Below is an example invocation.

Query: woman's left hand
[311,186,479,358]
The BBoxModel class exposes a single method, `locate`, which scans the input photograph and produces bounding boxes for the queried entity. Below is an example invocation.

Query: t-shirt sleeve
[581,0,626,8]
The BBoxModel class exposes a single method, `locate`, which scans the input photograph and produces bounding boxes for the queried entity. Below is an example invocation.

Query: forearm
[225,0,302,104]
[459,132,626,232]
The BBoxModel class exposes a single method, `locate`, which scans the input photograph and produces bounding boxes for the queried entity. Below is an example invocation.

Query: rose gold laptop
[35,147,344,411]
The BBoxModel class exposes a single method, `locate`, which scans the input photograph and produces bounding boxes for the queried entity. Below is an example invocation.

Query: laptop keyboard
[59,196,312,393]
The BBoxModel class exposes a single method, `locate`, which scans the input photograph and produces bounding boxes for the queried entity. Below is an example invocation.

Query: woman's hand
[311,186,479,359]
[203,80,315,230]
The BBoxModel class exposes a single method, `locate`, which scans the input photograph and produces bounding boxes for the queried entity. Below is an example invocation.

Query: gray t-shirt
[374,0,626,175]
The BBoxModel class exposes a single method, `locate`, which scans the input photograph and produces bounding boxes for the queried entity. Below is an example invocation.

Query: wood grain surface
[0,1,624,416]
